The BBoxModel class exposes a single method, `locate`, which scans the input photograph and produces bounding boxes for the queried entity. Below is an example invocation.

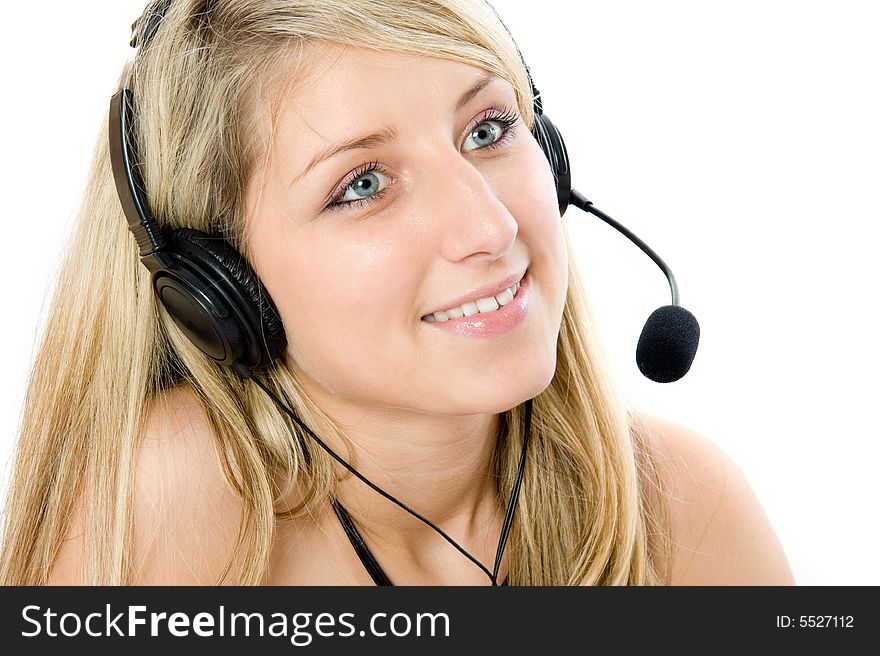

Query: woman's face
[246,43,568,416]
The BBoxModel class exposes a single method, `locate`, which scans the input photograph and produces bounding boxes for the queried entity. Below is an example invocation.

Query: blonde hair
[0,0,670,585]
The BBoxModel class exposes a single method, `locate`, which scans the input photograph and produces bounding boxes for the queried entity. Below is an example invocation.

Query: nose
[422,151,518,264]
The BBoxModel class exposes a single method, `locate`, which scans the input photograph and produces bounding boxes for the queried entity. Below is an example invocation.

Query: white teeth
[494,287,514,306]
[423,280,521,322]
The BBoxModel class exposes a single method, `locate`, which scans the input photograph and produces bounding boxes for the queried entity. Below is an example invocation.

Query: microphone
[636,305,700,383]
[567,189,700,383]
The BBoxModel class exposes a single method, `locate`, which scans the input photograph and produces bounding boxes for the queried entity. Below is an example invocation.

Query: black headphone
[110,1,698,383]
[110,87,286,371]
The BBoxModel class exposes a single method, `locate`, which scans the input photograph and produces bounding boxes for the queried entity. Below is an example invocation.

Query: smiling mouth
[421,272,526,322]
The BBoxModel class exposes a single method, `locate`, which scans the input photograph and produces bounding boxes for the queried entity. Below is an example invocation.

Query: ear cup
[157,229,287,368]
[531,112,571,216]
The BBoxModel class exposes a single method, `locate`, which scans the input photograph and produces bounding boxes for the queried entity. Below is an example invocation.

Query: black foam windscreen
[636,305,701,383]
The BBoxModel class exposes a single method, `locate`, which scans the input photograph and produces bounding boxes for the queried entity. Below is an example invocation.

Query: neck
[300,383,507,578]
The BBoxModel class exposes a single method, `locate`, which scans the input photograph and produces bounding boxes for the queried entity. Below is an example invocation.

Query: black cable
[235,361,531,586]
[492,397,531,582]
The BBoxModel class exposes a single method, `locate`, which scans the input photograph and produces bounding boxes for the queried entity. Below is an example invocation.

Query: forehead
[273,42,509,143]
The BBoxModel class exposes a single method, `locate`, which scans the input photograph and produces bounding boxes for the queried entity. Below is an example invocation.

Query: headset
[111,0,699,385]
[108,0,700,586]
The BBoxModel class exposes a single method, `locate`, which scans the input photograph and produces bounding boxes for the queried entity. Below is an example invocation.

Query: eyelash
[323,105,522,213]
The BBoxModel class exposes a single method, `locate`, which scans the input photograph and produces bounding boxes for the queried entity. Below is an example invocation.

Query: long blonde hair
[0,0,670,585]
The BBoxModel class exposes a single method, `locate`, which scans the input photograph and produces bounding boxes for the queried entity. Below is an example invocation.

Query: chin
[451,355,557,415]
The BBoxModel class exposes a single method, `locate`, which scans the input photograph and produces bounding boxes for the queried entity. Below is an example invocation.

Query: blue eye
[332,167,393,206]
[324,106,521,213]
[465,121,502,150]
[323,159,392,213]
[463,108,520,152]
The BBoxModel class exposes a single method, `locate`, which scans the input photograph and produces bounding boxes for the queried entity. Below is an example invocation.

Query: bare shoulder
[45,382,242,585]
[129,382,246,584]
[633,412,796,585]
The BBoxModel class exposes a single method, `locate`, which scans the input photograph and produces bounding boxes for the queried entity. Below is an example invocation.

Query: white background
[1,1,877,585]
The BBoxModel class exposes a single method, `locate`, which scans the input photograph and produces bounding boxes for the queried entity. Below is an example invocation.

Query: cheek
[503,141,569,310]
[495,148,566,296]
[501,138,562,231]
[261,225,422,387]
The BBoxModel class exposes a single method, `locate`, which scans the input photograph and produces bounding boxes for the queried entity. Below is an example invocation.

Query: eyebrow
[288,71,501,188]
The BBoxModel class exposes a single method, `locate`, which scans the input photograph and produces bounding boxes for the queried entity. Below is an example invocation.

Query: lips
[421,269,531,337]
[422,268,527,318]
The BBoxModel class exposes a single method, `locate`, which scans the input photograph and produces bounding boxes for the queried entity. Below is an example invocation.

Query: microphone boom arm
[568,189,680,307]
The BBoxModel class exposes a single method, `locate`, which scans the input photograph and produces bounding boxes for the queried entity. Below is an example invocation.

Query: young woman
[0,0,794,586]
